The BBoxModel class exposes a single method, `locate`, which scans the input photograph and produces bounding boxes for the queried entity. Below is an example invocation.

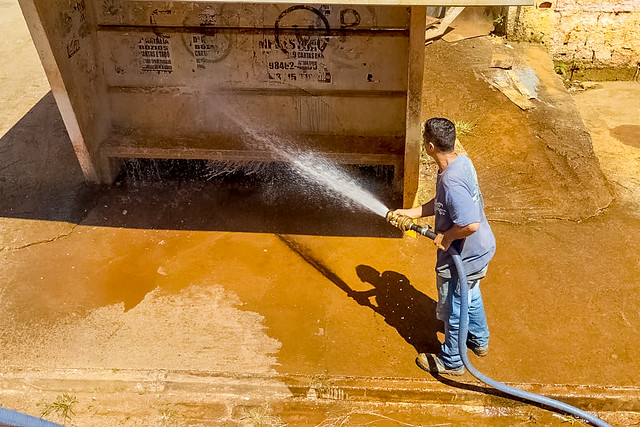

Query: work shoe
[416,353,465,376]
[467,342,489,357]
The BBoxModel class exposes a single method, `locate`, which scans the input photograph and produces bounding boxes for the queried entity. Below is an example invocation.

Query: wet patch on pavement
[610,124,640,148]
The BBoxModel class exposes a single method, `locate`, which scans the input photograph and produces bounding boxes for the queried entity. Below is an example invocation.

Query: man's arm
[393,198,435,218]
[434,222,479,251]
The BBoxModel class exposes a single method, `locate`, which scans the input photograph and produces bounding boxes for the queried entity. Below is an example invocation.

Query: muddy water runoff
[2,152,639,389]
[3,1,640,422]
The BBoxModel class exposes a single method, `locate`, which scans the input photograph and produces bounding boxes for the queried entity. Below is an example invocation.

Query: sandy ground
[1,0,640,425]
[573,82,640,211]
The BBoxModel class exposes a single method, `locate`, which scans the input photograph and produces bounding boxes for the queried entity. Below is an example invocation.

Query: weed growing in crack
[238,403,285,427]
[316,409,420,427]
[40,393,77,425]
[454,120,477,138]
[159,407,179,426]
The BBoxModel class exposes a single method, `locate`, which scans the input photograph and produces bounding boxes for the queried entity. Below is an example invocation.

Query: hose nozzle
[385,210,437,240]
[385,210,417,232]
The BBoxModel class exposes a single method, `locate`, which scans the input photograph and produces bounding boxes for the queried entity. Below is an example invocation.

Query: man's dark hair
[423,117,456,152]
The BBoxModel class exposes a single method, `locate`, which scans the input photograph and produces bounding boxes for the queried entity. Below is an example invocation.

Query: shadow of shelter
[0,93,400,237]
[0,92,93,223]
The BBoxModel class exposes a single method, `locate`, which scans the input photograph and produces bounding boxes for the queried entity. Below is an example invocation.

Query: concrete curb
[1,367,639,413]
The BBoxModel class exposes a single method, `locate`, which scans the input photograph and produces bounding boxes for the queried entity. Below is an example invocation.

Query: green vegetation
[40,394,77,425]
[238,403,286,427]
[553,59,585,81]
[491,8,507,37]
[159,407,178,426]
[454,120,477,138]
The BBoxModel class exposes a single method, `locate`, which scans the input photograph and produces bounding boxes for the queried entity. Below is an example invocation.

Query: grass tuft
[239,403,286,426]
[40,393,77,425]
[454,120,476,138]
[159,407,178,426]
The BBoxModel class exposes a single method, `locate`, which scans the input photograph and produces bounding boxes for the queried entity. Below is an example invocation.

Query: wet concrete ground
[2,1,640,425]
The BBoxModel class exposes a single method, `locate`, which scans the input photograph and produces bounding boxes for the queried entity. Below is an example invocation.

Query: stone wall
[507,0,640,76]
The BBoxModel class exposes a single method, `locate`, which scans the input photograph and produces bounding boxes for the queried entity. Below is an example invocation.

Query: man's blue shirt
[434,155,496,277]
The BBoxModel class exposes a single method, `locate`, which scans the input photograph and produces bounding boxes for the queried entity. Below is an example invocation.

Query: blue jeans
[436,267,490,369]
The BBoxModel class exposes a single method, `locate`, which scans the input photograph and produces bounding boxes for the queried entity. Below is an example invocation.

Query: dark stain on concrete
[610,124,640,148]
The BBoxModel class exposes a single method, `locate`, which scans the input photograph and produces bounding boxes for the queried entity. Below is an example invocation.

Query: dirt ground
[419,37,615,222]
[572,82,640,211]
[1,0,640,426]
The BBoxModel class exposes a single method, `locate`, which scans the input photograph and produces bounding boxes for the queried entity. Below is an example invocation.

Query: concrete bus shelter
[18,0,532,207]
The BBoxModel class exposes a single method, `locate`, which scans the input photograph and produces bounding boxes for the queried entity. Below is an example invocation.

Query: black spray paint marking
[339,8,361,28]
[190,33,232,69]
[150,9,172,26]
[274,5,330,56]
[261,5,334,83]
[318,63,331,83]
[72,0,87,20]
[60,11,74,36]
[198,10,218,27]
[62,0,90,60]
[103,0,121,16]
[66,39,80,59]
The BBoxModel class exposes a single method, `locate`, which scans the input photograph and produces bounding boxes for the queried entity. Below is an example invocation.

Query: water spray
[384,211,611,427]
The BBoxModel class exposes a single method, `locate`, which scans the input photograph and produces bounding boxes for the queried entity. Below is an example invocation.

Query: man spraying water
[392,117,496,375]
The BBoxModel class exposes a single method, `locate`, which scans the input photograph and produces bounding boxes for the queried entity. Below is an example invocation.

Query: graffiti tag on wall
[259,5,337,84]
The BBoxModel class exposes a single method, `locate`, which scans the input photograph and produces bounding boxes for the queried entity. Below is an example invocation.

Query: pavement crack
[0,223,79,252]
[487,218,521,225]
[0,159,21,172]
[537,197,615,223]
[487,197,615,225]
[0,183,101,253]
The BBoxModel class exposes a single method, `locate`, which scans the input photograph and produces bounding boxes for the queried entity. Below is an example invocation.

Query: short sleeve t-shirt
[434,155,496,277]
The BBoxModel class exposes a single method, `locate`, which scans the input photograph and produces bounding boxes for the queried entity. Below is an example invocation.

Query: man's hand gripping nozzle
[385,210,437,240]
[385,210,416,232]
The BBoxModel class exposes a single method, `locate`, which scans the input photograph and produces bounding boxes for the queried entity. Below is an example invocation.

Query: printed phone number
[268,61,318,71]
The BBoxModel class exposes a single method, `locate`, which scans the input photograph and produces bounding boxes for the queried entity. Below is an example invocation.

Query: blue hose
[450,247,611,427]
[0,407,61,427]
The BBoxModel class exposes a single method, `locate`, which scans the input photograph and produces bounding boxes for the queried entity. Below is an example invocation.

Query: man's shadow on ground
[350,263,549,409]
[277,235,560,412]
[276,235,442,355]
[350,265,443,355]
[349,265,542,407]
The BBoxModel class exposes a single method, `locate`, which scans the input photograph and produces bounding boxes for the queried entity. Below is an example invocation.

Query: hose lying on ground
[450,247,611,427]
[0,407,61,427]
[386,212,611,427]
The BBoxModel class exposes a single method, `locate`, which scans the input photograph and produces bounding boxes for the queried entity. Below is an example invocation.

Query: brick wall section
[507,0,640,70]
